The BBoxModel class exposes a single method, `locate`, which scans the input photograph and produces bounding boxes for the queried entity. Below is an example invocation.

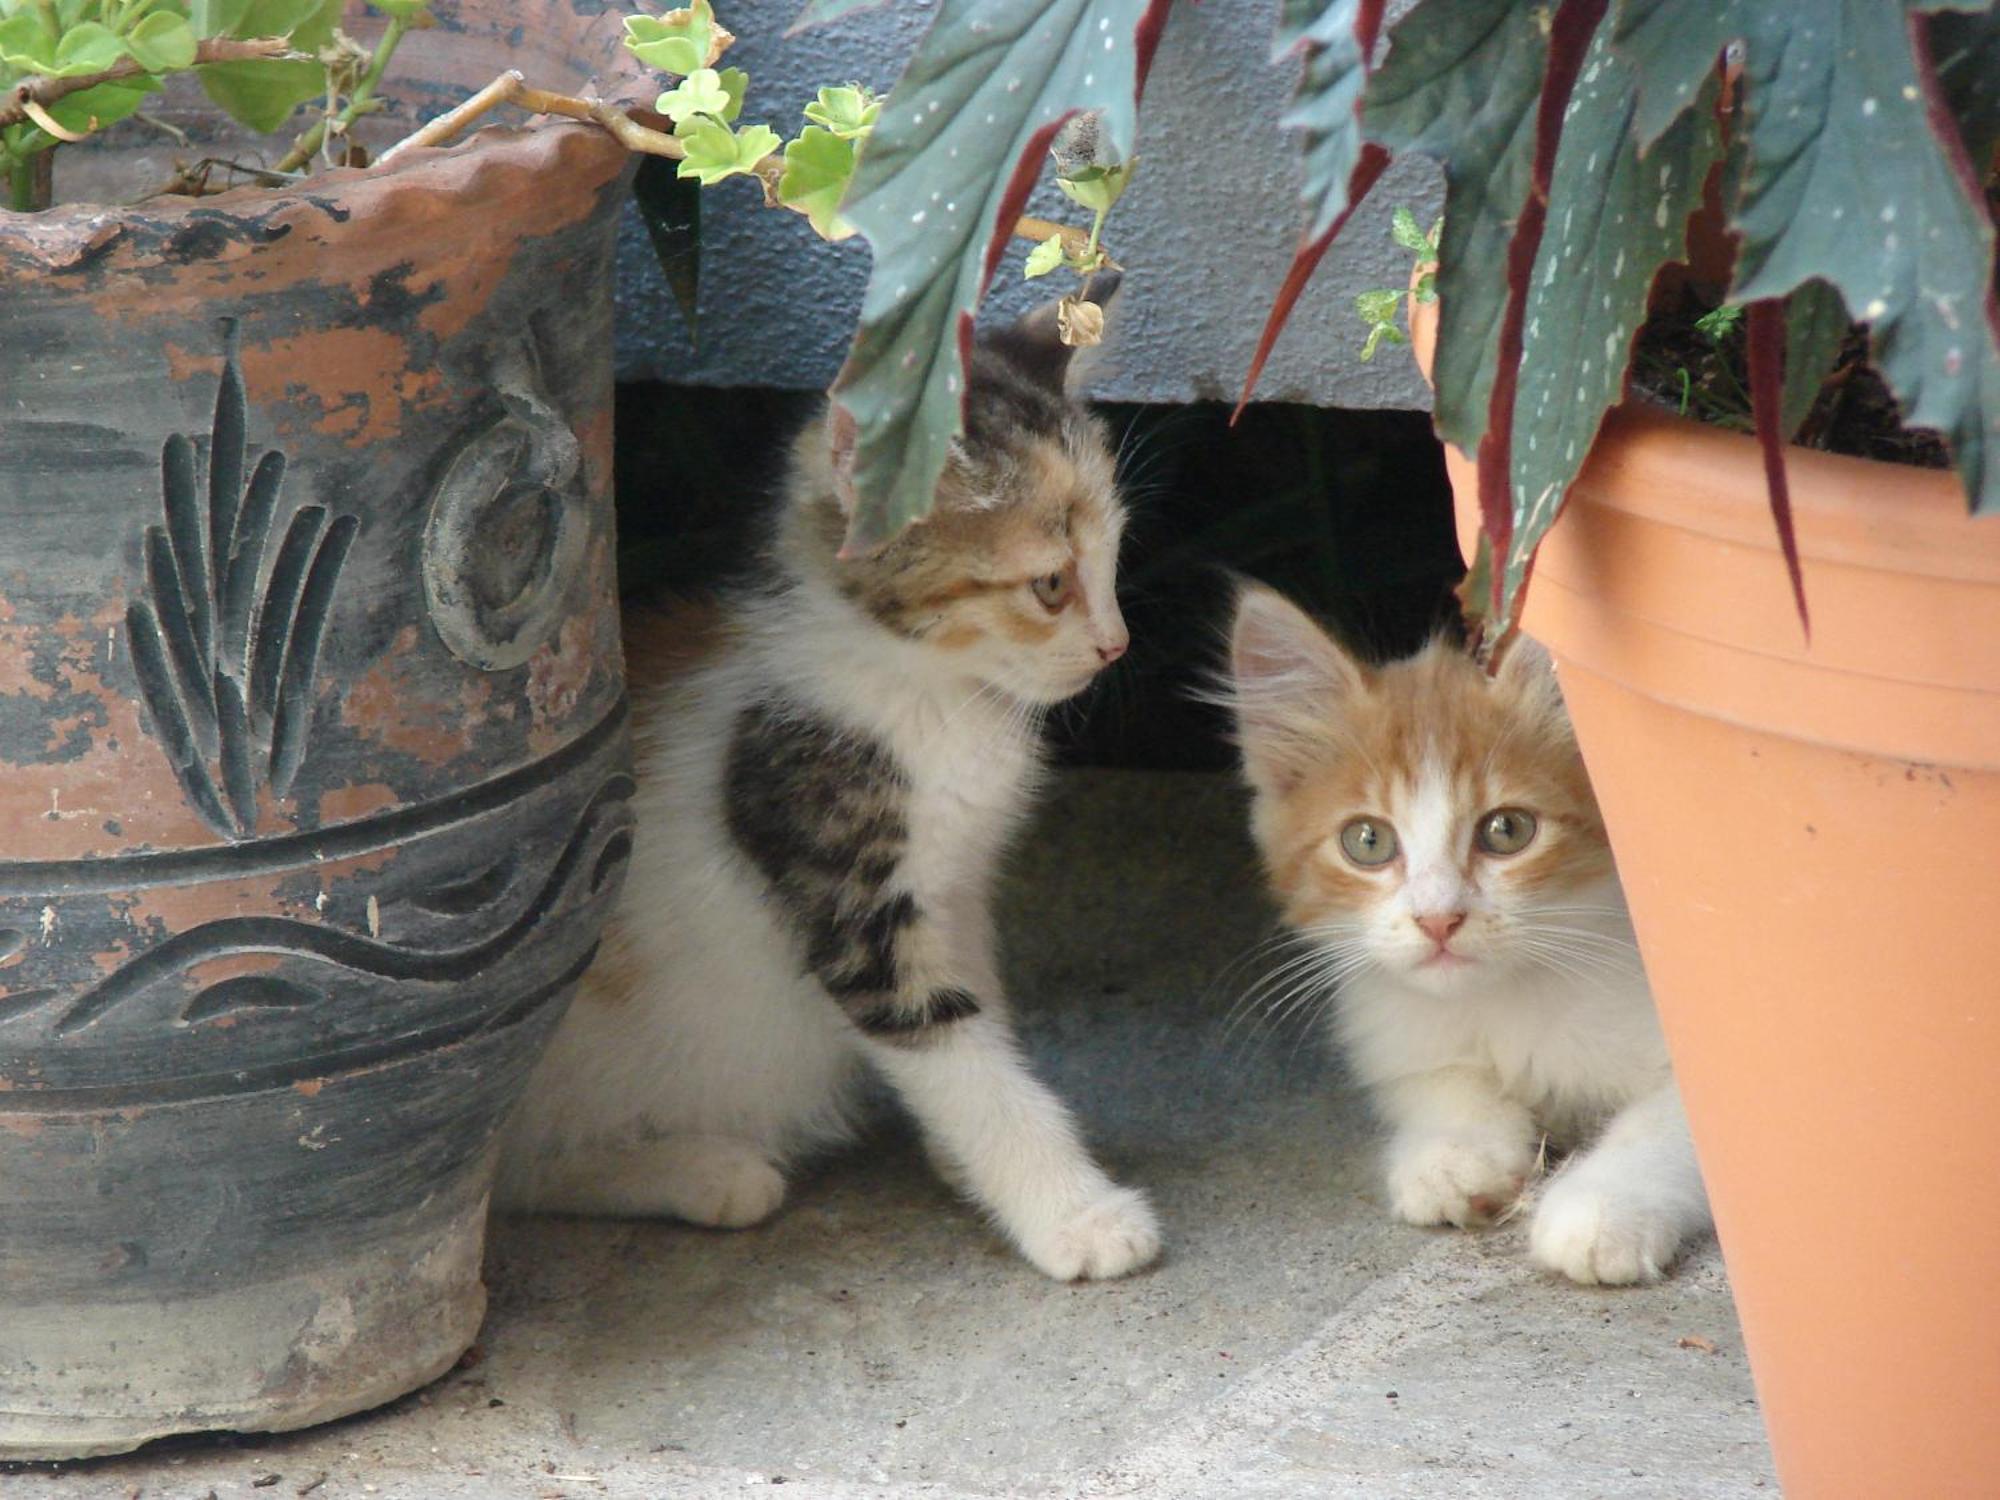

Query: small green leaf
[124,12,198,72]
[675,116,779,186]
[803,83,880,139]
[624,3,717,78]
[1413,269,1437,303]
[51,21,124,77]
[1694,303,1745,343]
[190,0,252,37]
[1360,321,1405,362]
[1355,287,1402,325]
[198,57,325,133]
[715,65,747,123]
[656,66,731,125]
[1023,234,1067,278]
[0,12,56,74]
[367,0,431,16]
[43,77,154,136]
[1355,285,1406,363]
[1054,158,1134,214]
[777,122,857,239]
[1390,204,1430,254]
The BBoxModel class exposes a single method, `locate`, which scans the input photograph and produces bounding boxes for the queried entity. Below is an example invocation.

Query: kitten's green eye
[1338,817,1399,868]
[1030,572,1071,611]
[1476,808,1538,856]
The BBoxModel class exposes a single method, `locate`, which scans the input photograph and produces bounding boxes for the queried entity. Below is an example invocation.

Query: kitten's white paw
[660,1137,788,1228]
[1528,1178,1683,1285]
[1020,1184,1162,1281]
[1387,1136,1531,1228]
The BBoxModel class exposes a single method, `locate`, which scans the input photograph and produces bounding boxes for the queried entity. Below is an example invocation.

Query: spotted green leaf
[829,0,1171,550]
[1279,0,1381,238]
[778,123,859,240]
[632,153,702,336]
[1364,0,1548,456]
[1502,24,1723,618]
[1617,0,2000,515]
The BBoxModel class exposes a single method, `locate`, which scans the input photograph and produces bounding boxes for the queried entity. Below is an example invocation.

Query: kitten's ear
[985,271,1123,393]
[1493,631,1572,731]
[1226,584,1366,796]
[824,401,860,518]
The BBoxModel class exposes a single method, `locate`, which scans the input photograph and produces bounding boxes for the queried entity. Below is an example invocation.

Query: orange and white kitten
[497,292,1160,1282]
[1222,585,1709,1284]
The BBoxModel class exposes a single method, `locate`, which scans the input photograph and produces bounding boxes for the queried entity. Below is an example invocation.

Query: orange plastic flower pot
[1416,298,2000,1497]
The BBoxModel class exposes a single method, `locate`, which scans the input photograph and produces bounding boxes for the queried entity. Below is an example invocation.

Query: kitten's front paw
[656,1137,787,1229]
[1387,1136,1530,1229]
[1020,1184,1162,1281]
[1528,1178,1683,1285]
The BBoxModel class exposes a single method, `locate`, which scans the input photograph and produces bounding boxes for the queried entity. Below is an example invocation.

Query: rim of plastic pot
[1409,287,2000,772]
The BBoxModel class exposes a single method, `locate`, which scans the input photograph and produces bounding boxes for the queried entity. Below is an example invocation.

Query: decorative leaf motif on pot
[422,345,587,672]
[45,772,636,1040]
[126,321,359,841]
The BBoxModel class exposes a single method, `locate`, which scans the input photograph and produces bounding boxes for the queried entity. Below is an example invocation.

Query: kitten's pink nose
[1415,913,1466,946]
[1096,635,1128,665]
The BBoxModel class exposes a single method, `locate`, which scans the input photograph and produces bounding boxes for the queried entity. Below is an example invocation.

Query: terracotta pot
[1412,296,2000,1495]
[0,2,640,1459]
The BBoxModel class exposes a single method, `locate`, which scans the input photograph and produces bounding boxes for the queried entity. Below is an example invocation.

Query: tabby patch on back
[497,285,1160,1283]
[1223,584,1711,1285]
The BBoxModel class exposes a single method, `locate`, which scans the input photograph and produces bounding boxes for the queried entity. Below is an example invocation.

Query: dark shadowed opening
[613,384,1464,772]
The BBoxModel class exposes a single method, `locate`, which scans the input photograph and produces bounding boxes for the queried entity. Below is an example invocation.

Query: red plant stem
[1746,298,1810,638]
[1234,143,1391,422]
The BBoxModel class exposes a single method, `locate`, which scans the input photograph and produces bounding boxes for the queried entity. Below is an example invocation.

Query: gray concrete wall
[612,0,1442,410]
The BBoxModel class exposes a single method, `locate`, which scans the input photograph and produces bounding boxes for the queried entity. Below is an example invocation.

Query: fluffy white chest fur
[498,294,1159,1282]
[1223,584,1711,1284]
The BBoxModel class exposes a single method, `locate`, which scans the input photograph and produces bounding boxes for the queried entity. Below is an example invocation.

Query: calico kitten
[497,293,1160,1282]
[1222,585,1709,1284]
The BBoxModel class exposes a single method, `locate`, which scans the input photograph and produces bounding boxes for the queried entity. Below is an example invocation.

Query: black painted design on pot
[44,773,634,1037]
[125,321,360,838]
[422,344,587,671]
[0,700,629,897]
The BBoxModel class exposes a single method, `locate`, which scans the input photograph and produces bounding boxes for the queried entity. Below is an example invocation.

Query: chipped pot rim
[0,4,650,266]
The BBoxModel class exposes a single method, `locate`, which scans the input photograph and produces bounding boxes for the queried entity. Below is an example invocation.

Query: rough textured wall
[612,0,1443,410]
